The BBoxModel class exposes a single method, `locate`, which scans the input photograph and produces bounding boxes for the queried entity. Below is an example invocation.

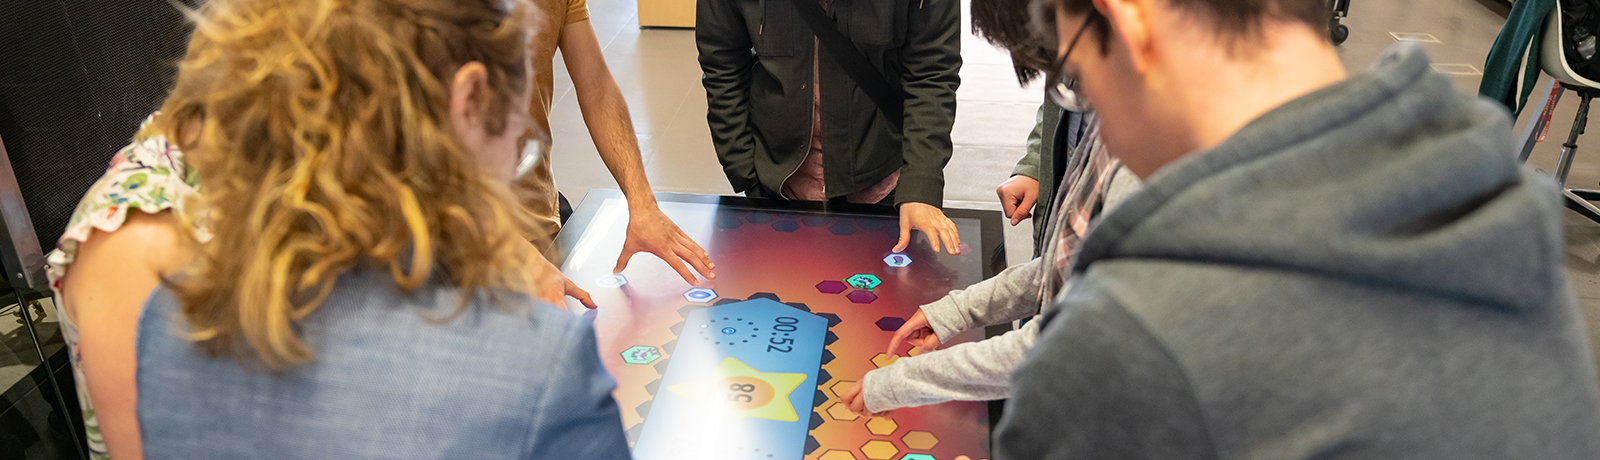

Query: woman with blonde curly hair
[47,0,628,458]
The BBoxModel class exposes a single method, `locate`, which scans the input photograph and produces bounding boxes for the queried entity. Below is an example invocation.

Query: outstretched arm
[891,0,964,254]
[559,19,715,285]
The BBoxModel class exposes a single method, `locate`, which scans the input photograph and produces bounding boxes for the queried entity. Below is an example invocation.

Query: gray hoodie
[994,43,1600,459]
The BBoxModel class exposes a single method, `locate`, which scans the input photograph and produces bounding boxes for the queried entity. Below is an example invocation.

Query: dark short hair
[971,0,1055,84]
[1028,0,1329,57]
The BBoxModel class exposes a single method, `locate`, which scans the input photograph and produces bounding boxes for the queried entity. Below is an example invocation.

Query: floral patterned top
[44,114,208,459]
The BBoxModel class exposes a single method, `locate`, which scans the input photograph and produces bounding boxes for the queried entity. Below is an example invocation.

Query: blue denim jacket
[136,270,630,459]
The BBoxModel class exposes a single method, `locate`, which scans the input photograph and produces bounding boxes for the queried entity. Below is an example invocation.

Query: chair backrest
[1542,0,1600,88]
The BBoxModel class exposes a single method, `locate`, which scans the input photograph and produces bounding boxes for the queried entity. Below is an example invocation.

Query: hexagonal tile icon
[875,316,906,331]
[816,280,848,294]
[870,353,899,368]
[860,440,899,459]
[827,379,857,398]
[865,417,899,436]
[901,431,939,451]
[620,345,662,365]
[899,455,936,460]
[746,213,774,224]
[682,287,718,303]
[847,290,879,304]
[883,253,912,268]
[595,274,627,288]
[824,402,860,421]
[773,221,800,232]
[819,450,859,460]
[830,223,857,236]
[845,274,882,290]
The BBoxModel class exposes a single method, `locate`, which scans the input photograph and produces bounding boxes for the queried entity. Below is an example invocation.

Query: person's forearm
[573,78,657,208]
[861,319,1041,413]
[560,19,657,208]
[920,257,1046,341]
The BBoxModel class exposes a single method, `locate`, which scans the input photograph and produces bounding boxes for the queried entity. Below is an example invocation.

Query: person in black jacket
[696,0,964,254]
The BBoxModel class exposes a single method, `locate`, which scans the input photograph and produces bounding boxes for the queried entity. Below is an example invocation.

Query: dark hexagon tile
[875,317,907,331]
[829,223,856,236]
[816,280,848,294]
[847,290,879,304]
[802,216,829,227]
[773,221,800,232]
[746,213,774,224]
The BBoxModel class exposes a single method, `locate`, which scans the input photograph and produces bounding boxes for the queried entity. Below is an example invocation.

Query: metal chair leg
[1555,86,1600,224]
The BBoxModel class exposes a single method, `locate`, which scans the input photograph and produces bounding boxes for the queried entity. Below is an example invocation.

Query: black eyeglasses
[1045,13,1097,112]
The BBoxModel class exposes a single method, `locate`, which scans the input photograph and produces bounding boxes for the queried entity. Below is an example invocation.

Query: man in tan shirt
[516,0,714,285]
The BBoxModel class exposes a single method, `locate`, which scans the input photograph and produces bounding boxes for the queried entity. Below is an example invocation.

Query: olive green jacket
[1014,100,1064,255]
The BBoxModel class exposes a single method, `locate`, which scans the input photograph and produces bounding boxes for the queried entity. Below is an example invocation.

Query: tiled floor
[544,0,1600,361]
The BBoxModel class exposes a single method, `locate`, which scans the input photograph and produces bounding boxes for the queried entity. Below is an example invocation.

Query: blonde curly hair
[153,0,536,370]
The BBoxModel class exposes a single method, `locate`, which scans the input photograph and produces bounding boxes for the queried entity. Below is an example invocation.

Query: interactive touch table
[553,190,1006,460]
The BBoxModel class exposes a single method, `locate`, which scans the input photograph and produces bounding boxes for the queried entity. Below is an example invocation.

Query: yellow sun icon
[666,357,808,422]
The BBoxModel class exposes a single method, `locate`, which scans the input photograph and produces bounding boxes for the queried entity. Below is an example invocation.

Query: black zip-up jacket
[696,0,961,206]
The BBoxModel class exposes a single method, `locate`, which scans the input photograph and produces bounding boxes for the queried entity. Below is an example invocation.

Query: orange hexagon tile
[865,417,899,436]
[870,353,899,368]
[901,430,939,450]
[827,380,857,398]
[859,440,899,460]
[824,402,860,421]
[819,449,858,460]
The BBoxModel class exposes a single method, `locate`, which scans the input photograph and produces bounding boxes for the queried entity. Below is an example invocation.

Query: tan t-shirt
[513,0,590,256]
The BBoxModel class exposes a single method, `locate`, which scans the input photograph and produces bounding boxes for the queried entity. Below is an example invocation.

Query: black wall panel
[0,0,197,252]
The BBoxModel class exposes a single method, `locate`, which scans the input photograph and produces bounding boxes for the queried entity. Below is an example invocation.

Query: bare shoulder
[72,210,195,279]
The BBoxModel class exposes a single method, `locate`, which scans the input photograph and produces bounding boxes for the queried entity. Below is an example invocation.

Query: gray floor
[545,0,1600,362]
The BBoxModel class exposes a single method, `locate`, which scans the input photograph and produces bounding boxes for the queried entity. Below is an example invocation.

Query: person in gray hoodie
[992,0,1600,458]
